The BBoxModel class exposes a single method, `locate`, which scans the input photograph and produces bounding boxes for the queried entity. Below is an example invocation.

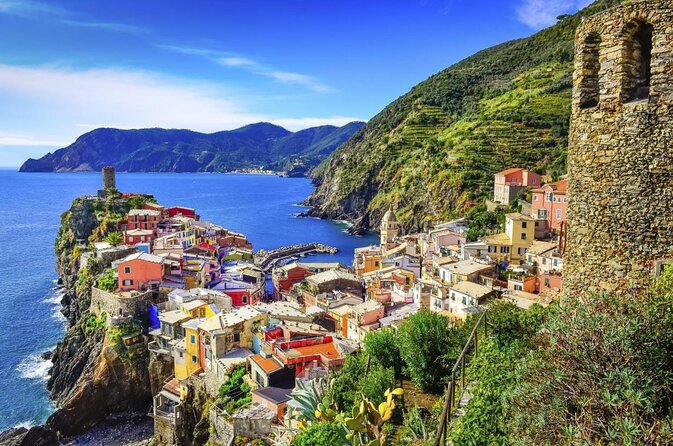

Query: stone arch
[578,31,602,109]
[621,19,654,103]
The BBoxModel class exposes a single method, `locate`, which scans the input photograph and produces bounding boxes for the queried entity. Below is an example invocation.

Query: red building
[536,270,563,294]
[127,209,161,232]
[124,228,155,246]
[531,180,567,233]
[272,263,313,296]
[167,206,198,220]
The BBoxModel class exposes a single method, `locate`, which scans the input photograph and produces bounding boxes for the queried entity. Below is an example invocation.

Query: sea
[0,169,377,431]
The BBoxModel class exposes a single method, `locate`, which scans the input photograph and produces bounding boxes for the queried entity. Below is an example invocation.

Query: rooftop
[526,241,559,256]
[533,179,568,194]
[159,309,192,325]
[305,269,360,285]
[440,259,494,276]
[450,281,493,299]
[481,232,512,245]
[254,301,306,319]
[181,317,207,330]
[495,167,524,176]
[129,209,161,216]
[124,228,154,236]
[252,386,294,405]
[351,299,383,315]
[250,354,284,374]
[198,306,264,333]
[119,252,164,264]
[506,212,535,221]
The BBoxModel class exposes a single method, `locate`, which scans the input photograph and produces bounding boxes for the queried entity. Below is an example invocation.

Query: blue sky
[0,0,592,166]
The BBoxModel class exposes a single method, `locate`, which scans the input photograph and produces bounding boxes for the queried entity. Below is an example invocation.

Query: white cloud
[0,0,146,34]
[515,0,590,29]
[0,63,363,148]
[164,45,334,93]
[0,132,67,146]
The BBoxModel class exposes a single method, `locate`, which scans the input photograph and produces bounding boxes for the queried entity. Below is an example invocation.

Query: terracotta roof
[533,179,568,194]
[250,354,284,374]
[495,167,523,176]
[163,378,181,396]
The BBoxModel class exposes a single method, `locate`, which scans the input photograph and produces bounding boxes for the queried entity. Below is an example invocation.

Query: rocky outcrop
[47,334,152,437]
[0,426,58,446]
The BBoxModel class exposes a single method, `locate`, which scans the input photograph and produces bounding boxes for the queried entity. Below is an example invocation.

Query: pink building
[493,168,542,205]
[531,180,567,233]
[127,209,161,232]
[117,252,166,291]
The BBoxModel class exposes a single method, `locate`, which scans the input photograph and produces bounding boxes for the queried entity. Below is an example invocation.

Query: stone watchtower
[102,166,116,190]
[564,0,673,292]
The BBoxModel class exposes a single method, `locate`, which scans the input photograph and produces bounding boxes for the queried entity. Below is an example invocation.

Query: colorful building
[174,317,206,381]
[493,168,542,205]
[531,179,567,234]
[127,209,161,232]
[117,252,166,291]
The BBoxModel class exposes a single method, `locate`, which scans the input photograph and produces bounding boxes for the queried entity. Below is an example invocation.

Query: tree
[398,310,453,391]
[104,231,123,247]
[329,354,396,410]
[364,328,404,380]
[97,268,117,292]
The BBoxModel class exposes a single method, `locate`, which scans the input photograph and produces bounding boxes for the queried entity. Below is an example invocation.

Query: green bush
[291,422,346,446]
[97,268,117,292]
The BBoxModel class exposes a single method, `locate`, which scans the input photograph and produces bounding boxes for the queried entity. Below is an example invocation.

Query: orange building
[117,252,166,291]
[493,168,542,205]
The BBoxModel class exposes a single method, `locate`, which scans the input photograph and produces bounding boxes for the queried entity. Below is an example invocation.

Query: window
[542,258,547,265]
[122,279,133,286]
[242,296,248,304]
[546,192,553,202]
[521,233,527,240]
[533,195,538,201]
[518,248,526,256]
[622,20,654,103]
[190,335,196,344]
[179,352,183,358]
[233,333,241,342]
[579,32,601,109]
[556,209,562,220]
[488,246,497,253]
[522,222,527,229]
[191,355,197,363]
[553,258,558,267]
[544,278,551,287]
[501,246,510,254]
[514,284,523,291]
[462,296,466,305]
[537,209,548,219]
[124,266,131,274]
[451,292,455,301]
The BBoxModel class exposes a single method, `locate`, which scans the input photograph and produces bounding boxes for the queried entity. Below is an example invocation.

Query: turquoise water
[0,170,376,431]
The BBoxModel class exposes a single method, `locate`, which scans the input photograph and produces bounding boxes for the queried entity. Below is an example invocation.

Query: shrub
[290,422,346,446]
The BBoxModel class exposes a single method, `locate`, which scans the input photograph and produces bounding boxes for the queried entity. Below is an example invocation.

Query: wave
[16,350,53,381]
[12,420,34,429]
[43,290,64,305]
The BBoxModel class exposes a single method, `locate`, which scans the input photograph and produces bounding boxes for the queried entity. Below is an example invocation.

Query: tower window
[579,32,601,109]
[622,20,654,103]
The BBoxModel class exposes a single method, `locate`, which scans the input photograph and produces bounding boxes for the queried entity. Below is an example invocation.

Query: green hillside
[306,0,623,233]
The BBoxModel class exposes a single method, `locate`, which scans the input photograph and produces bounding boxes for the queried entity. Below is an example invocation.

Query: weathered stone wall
[565,0,673,292]
[208,406,234,446]
[90,287,152,319]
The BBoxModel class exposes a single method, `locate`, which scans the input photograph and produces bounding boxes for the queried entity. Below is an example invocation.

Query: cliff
[44,195,157,439]
[305,0,621,234]
[19,122,364,175]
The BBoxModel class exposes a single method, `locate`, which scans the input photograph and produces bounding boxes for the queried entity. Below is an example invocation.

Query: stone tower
[565,0,673,292]
[102,166,116,190]
[380,207,399,252]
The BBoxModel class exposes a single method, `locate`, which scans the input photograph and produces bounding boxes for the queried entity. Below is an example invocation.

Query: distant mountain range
[19,121,365,176]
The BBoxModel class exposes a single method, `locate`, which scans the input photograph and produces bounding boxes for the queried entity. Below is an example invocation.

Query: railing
[433,309,488,446]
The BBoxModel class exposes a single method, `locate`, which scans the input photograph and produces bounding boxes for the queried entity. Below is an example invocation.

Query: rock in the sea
[0,426,58,446]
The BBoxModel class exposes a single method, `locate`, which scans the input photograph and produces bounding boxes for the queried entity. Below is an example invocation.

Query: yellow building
[354,245,382,276]
[380,208,399,253]
[481,213,534,263]
[178,299,217,319]
[174,317,206,381]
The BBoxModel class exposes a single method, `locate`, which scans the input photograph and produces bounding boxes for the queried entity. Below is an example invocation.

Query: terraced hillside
[306,0,621,233]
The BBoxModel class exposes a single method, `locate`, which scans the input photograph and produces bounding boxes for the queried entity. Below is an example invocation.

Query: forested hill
[19,121,364,175]
[305,0,622,234]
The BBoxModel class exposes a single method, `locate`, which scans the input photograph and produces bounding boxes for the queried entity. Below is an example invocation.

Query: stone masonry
[565,0,673,292]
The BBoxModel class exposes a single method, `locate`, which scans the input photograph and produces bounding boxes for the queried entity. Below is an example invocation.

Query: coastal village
[75,164,565,445]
